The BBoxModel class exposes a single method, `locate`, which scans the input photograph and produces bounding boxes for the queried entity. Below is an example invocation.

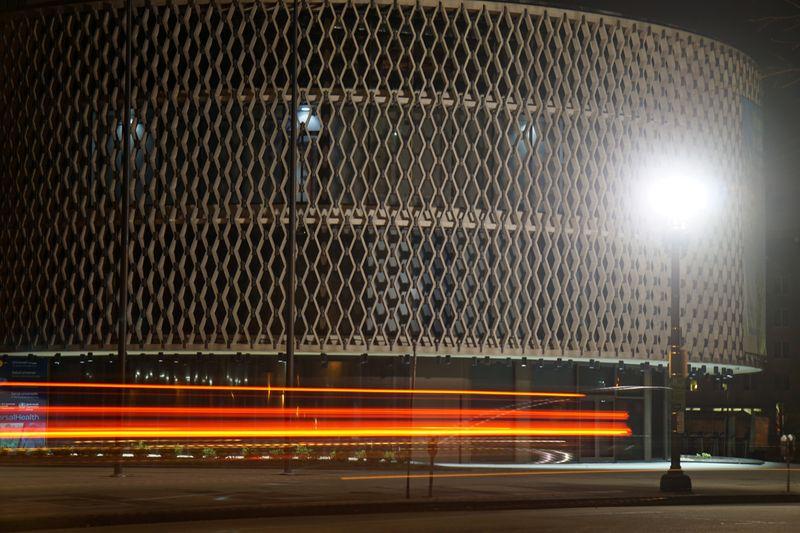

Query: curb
[3,493,800,531]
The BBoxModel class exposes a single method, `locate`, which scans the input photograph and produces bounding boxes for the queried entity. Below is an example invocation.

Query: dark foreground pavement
[42,504,800,533]
[1,463,798,531]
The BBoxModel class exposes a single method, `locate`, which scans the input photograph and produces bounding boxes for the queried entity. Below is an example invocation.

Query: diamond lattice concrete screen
[0,0,764,370]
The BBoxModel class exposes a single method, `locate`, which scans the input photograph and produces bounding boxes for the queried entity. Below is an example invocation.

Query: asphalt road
[43,505,800,532]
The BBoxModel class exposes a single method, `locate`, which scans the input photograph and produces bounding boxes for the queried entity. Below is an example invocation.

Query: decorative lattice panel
[0,0,762,368]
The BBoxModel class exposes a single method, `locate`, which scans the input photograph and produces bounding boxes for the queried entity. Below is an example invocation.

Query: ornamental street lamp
[283,80,321,475]
[644,173,711,493]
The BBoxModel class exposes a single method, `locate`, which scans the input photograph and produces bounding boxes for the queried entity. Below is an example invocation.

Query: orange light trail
[0,406,628,421]
[0,381,584,398]
[0,383,628,444]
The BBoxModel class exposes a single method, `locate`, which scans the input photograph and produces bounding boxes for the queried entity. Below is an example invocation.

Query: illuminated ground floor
[0,353,672,462]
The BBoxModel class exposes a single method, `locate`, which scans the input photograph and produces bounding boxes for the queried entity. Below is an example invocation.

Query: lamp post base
[660,469,692,492]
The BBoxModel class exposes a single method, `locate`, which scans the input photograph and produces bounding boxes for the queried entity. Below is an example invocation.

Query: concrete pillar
[726,414,736,457]
[663,374,671,460]
[514,362,532,463]
[644,368,653,461]
[461,359,472,463]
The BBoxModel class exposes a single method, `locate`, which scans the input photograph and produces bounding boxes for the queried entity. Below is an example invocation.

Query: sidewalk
[1,462,797,531]
[433,457,775,469]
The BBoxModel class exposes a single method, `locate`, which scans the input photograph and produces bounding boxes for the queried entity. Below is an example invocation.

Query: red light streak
[0,381,584,398]
[0,404,632,439]
[35,420,627,431]
[0,425,631,439]
[0,406,628,421]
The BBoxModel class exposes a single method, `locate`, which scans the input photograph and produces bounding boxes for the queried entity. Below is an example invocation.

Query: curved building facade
[1,0,764,373]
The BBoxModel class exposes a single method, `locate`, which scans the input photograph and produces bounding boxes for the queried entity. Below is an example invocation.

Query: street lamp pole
[283,0,299,476]
[113,0,132,479]
[660,235,692,492]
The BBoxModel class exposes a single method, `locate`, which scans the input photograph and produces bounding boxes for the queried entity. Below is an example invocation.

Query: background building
[0,0,765,461]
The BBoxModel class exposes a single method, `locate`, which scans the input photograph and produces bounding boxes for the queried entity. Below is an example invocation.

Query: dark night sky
[527,0,800,235]
[521,1,799,71]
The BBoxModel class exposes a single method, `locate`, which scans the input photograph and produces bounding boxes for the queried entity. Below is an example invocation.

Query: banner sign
[0,358,48,449]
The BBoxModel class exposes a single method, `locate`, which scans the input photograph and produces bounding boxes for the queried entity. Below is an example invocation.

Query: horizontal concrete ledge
[4,493,800,532]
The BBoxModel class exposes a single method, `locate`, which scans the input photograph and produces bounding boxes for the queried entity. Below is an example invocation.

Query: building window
[777,275,788,294]
[773,341,791,358]
[775,308,789,327]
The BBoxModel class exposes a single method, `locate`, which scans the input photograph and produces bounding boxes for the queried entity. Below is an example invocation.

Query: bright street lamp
[645,175,711,231]
[644,172,712,493]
